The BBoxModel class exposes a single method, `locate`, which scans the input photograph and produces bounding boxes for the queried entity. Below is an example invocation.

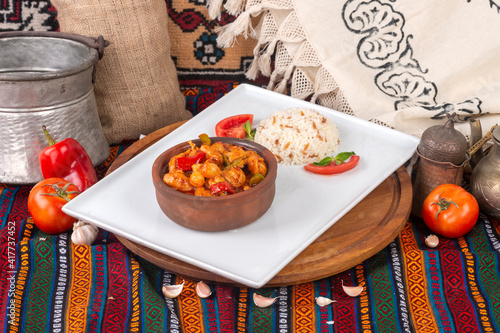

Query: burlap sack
[51,0,192,144]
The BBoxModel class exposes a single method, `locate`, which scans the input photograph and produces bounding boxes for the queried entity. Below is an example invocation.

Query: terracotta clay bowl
[152,137,278,232]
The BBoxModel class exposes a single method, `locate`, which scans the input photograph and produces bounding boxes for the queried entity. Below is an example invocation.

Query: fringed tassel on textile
[274,78,289,94]
[246,41,264,80]
[246,58,261,80]
[216,2,263,48]
[259,53,272,77]
[257,38,278,76]
[310,93,319,103]
[267,41,293,92]
[267,70,281,90]
[216,27,237,48]
[246,36,278,79]
[206,0,224,19]
[216,7,262,47]
[224,0,246,16]
[268,61,295,94]
[214,0,334,106]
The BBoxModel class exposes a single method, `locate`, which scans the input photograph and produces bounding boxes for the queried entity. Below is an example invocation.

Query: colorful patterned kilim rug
[2,2,500,332]
[1,84,500,332]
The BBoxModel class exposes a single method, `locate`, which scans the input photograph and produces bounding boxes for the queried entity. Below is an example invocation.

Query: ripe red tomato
[215,114,253,139]
[422,184,479,238]
[28,177,81,234]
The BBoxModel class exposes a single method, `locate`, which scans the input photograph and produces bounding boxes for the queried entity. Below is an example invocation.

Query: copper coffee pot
[411,113,469,217]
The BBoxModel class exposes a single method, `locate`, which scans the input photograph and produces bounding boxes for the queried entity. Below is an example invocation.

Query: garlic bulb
[71,221,98,245]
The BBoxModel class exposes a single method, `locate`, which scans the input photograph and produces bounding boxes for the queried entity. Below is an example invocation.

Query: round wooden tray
[106,121,413,287]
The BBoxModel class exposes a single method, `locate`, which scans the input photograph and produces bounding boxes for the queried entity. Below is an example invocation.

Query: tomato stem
[431,197,459,220]
[40,182,80,202]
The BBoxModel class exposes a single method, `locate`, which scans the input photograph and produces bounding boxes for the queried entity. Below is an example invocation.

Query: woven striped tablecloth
[1,85,500,332]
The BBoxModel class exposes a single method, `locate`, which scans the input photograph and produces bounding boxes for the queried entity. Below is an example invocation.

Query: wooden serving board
[106,121,413,287]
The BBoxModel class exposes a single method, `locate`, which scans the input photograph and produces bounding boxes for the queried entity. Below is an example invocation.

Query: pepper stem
[431,196,460,220]
[42,125,57,146]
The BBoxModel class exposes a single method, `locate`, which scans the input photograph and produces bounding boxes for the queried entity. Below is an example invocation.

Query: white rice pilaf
[254,108,340,165]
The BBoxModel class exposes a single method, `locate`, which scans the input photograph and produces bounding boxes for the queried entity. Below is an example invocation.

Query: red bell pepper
[176,151,206,171]
[39,125,98,192]
[210,181,235,195]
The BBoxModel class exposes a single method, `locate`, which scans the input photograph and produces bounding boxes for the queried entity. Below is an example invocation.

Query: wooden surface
[107,121,413,287]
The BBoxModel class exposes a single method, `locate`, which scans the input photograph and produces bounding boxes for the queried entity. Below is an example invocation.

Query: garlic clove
[71,221,98,245]
[162,281,184,299]
[326,321,334,325]
[425,234,439,248]
[253,293,278,307]
[315,296,336,307]
[196,281,212,298]
[341,280,363,297]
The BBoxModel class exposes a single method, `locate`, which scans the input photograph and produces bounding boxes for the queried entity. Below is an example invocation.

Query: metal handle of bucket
[0,31,109,59]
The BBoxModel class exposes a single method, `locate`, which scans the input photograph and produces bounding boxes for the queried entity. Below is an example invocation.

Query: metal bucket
[0,31,110,185]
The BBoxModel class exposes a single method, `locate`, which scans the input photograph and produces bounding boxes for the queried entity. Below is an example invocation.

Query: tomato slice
[215,114,254,139]
[304,155,360,175]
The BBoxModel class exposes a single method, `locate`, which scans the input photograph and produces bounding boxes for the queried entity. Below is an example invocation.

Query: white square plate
[63,84,419,288]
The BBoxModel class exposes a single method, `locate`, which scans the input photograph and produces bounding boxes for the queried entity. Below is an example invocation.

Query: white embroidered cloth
[208,0,500,138]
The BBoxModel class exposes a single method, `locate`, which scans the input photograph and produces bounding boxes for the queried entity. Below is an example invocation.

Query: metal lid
[418,113,468,165]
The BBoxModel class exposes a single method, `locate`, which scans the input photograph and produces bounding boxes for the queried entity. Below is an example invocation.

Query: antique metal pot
[412,150,470,217]
[0,31,110,184]
[411,114,468,217]
[470,126,500,222]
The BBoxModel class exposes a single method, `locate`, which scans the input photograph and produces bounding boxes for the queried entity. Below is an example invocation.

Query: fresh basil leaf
[311,151,356,166]
[243,121,255,140]
[312,156,333,166]
[335,151,355,163]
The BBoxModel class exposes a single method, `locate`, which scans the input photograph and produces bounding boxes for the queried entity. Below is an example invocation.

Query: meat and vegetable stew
[163,135,267,196]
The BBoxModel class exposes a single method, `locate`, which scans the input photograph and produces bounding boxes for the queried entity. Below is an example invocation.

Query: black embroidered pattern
[489,0,500,12]
[467,0,500,13]
[194,32,225,65]
[342,0,483,120]
[0,0,58,31]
